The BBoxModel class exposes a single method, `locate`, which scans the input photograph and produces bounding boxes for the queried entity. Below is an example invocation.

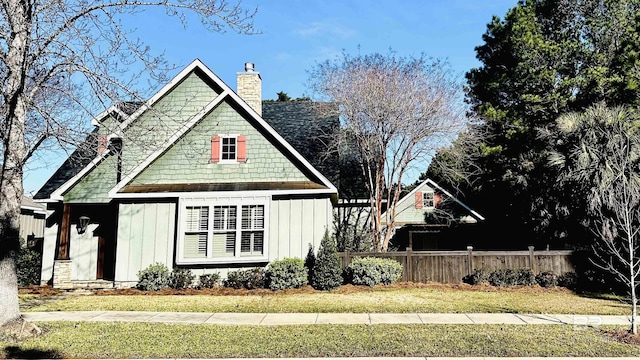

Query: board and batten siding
[269,197,332,260]
[115,202,176,284]
[40,218,58,285]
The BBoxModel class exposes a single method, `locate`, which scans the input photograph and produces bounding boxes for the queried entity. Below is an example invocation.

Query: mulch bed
[604,329,640,345]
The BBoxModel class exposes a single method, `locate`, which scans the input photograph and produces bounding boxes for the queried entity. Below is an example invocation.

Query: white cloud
[294,20,356,39]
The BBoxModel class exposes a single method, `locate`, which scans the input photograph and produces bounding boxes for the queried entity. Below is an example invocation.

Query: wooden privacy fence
[337,246,575,284]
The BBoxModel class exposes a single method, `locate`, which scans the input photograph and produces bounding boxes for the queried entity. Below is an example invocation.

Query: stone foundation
[52,260,73,289]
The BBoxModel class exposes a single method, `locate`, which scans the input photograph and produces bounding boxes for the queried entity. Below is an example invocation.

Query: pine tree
[312,231,342,290]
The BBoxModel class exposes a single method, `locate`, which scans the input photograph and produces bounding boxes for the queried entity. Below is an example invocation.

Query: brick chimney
[237,62,262,116]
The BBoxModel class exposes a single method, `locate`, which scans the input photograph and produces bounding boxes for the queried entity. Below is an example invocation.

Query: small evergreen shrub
[346,257,402,287]
[312,231,343,290]
[462,268,490,285]
[266,258,308,291]
[16,247,41,287]
[304,244,316,285]
[558,271,578,289]
[198,273,221,289]
[223,268,265,289]
[136,263,170,291]
[169,268,195,289]
[488,268,535,286]
[535,271,558,287]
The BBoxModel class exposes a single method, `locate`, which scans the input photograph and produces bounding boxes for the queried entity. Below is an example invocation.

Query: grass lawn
[2,323,638,358]
[22,284,630,315]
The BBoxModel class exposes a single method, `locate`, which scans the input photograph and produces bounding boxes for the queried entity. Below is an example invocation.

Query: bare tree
[548,102,640,334]
[308,53,467,252]
[0,0,256,327]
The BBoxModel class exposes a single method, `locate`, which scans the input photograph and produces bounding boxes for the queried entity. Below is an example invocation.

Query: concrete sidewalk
[21,311,631,326]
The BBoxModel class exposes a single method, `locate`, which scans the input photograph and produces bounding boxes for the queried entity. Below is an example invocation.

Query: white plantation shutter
[184,207,209,258]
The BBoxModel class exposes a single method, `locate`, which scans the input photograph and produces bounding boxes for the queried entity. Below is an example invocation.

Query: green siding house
[35,60,338,288]
[383,178,484,251]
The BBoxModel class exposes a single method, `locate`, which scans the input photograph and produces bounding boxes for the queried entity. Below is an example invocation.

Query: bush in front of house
[16,246,41,287]
[223,268,265,289]
[462,268,491,285]
[535,271,559,287]
[346,257,403,287]
[265,258,308,291]
[198,273,221,289]
[311,231,343,290]
[304,244,316,285]
[169,268,195,289]
[136,262,170,291]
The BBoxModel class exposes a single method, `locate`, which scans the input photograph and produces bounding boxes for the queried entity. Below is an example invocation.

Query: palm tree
[549,102,640,334]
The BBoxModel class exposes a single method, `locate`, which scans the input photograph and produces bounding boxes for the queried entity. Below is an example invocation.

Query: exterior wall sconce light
[77,216,90,234]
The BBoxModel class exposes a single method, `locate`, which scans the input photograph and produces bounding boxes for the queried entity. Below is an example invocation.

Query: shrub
[198,273,221,289]
[346,257,403,287]
[535,271,559,287]
[488,268,535,286]
[462,268,490,285]
[304,244,316,285]
[223,268,265,289]
[558,271,578,289]
[137,263,170,291]
[312,231,343,290]
[16,246,41,287]
[169,268,195,289]
[266,258,308,291]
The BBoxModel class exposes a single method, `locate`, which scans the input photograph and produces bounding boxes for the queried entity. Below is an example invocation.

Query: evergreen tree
[430,0,640,249]
[312,231,342,290]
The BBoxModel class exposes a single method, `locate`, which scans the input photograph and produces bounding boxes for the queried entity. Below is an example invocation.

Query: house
[20,196,46,248]
[382,178,484,250]
[34,60,338,288]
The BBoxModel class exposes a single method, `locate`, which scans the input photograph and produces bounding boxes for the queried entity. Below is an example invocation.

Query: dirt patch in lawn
[604,329,640,345]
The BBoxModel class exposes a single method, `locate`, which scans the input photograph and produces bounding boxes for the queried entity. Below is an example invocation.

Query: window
[423,191,435,208]
[180,200,267,264]
[241,205,264,256]
[221,137,236,161]
[211,135,247,163]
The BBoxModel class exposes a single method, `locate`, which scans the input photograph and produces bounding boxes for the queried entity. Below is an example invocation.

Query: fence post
[345,250,351,268]
[406,247,413,282]
[528,246,536,273]
[467,246,474,275]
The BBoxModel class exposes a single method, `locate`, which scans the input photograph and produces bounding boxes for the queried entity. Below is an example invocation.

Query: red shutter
[415,191,423,209]
[211,136,220,162]
[98,135,107,155]
[434,193,442,208]
[237,135,247,162]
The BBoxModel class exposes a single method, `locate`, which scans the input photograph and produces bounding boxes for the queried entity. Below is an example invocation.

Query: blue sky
[24,0,516,195]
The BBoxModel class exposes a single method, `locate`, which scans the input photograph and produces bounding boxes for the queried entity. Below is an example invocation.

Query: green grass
[2,323,638,358]
[24,287,631,314]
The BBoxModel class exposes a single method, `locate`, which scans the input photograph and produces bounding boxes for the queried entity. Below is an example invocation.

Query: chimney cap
[244,62,255,72]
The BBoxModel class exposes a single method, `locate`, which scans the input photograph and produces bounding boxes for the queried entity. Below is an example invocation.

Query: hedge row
[462,268,577,288]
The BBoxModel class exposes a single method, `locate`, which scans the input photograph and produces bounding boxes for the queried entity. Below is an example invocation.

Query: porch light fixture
[77,216,90,234]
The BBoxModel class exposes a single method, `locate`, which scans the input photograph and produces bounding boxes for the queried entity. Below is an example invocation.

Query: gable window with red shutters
[211,135,247,164]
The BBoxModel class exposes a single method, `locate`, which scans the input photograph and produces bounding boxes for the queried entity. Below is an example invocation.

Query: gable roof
[382,178,485,223]
[36,59,337,201]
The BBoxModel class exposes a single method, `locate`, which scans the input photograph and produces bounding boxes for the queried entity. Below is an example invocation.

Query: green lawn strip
[2,323,638,358]
[24,289,630,314]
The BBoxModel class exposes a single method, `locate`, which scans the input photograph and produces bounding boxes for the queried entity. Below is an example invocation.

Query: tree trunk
[0,0,31,326]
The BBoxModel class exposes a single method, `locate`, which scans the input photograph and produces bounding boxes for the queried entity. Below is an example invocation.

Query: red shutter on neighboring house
[211,136,221,162]
[237,135,247,162]
[415,191,423,209]
[434,193,442,208]
[98,135,107,155]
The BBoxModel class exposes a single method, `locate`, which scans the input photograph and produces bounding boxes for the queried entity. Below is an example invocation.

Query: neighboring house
[20,196,46,248]
[34,60,338,288]
[382,178,484,250]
